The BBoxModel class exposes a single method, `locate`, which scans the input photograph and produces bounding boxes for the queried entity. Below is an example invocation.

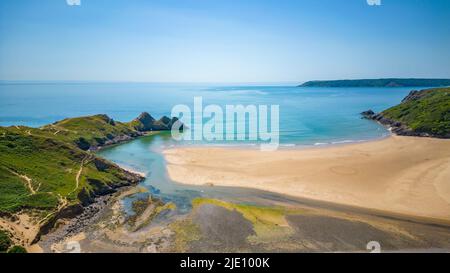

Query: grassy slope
[0,112,172,216]
[0,118,142,215]
[381,87,450,137]
[40,114,138,150]
[0,229,12,252]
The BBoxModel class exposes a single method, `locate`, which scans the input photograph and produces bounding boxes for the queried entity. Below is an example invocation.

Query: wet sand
[164,136,450,221]
[43,195,450,253]
[36,173,450,253]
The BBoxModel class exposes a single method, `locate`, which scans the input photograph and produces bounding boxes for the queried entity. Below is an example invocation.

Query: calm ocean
[0,82,417,145]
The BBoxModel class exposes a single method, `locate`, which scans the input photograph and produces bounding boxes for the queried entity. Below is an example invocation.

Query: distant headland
[299,78,450,88]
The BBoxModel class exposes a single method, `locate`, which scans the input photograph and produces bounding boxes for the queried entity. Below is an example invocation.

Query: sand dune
[164,136,450,221]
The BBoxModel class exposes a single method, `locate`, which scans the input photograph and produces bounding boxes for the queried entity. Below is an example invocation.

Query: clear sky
[0,0,449,83]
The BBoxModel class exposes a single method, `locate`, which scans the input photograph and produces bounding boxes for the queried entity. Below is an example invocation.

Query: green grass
[0,167,32,213]
[0,117,143,215]
[381,87,450,137]
[40,114,138,150]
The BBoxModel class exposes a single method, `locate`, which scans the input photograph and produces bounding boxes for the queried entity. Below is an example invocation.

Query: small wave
[314,142,328,146]
[181,143,259,148]
[314,139,364,146]
[280,144,296,147]
[331,140,356,144]
[221,90,268,95]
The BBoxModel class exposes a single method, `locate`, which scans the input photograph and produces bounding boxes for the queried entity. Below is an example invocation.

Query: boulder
[360,110,375,119]
[401,90,421,103]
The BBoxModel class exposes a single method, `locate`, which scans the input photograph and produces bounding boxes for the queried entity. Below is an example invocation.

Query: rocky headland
[0,112,183,249]
[361,87,450,138]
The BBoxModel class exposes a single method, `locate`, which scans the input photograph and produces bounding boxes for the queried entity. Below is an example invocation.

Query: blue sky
[0,0,449,83]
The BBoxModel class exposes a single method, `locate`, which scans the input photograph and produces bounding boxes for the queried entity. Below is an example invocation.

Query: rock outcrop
[130,112,183,132]
[361,109,424,137]
[401,90,424,103]
[133,112,157,131]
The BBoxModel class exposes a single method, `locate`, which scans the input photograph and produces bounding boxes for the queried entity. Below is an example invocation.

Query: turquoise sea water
[0,82,424,213]
[0,82,417,145]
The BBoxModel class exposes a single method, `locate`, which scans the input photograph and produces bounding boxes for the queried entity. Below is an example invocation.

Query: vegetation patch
[0,113,157,242]
[0,128,141,215]
[381,88,450,137]
[7,245,28,253]
[0,229,12,252]
[192,198,305,243]
[42,114,138,150]
[169,218,201,252]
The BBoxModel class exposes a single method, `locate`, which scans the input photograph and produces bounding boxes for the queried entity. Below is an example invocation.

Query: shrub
[7,245,28,253]
[0,230,12,252]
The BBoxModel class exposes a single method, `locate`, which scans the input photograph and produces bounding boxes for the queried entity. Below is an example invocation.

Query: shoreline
[119,166,147,177]
[89,131,161,152]
[164,135,450,221]
[165,133,392,152]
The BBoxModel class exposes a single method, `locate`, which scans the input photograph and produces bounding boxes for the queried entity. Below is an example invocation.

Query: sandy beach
[164,136,450,221]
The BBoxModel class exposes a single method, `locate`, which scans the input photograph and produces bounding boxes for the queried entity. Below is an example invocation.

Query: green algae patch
[169,218,201,252]
[192,198,305,243]
[161,202,177,211]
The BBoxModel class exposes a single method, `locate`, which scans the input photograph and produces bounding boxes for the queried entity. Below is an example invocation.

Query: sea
[0,82,417,145]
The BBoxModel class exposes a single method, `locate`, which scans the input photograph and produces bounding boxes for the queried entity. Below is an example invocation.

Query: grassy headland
[362,87,450,138]
[40,112,181,150]
[0,112,181,246]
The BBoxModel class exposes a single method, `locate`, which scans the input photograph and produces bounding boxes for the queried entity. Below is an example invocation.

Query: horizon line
[1,77,450,86]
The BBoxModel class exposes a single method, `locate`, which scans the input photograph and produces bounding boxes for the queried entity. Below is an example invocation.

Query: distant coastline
[299,78,450,88]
